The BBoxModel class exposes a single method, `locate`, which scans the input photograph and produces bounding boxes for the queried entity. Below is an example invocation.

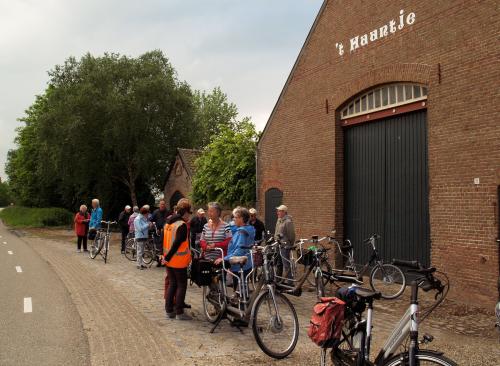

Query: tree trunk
[129,180,137,207]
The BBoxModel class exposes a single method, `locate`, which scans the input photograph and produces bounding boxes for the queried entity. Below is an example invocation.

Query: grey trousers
[136,238,146,266]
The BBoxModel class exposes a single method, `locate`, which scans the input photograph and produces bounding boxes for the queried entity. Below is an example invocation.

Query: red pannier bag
[308,297,346,347]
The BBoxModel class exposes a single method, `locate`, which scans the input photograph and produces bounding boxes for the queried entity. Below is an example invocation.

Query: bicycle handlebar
[101,220,117,225]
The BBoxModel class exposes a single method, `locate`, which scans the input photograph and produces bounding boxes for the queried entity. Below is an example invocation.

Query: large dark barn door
[345,110,430,266]
[265,188,283,235]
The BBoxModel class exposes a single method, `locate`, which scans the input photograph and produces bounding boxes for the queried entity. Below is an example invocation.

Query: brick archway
[331,63,433,111]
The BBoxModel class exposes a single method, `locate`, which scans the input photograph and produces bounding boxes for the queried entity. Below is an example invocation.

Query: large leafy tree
[6,51,200,214]
[192,120,258,206]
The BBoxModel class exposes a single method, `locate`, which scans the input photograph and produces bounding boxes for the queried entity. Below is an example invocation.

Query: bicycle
[323,261,455,366]
[337,234,406,299]
[124,234,136,261]
[274,235,360,300]
[202,243,299,359]
[89,220,116,264]
[142,224,162,267]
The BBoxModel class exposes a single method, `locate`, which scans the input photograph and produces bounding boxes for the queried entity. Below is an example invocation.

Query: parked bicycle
[322,261,455,366]
[142,224,162,267]
[89,220,117,264]
[202,242,299,359]
[124,234,136,261]
[336,234,406,299]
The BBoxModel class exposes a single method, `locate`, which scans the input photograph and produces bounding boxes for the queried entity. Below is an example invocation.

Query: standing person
[88,199,103,240]
[128,206,139,235]
[118,205,132,254]
[74,205,90,252]
[249,208,266,242]
[200,202,232,260]
[152,200,170,266]
[189,208,207,252]
[134,206,153,270]
[163,198,192,320]
[275,205,296,283]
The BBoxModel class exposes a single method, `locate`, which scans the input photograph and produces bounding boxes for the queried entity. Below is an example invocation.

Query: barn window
[341,83,428,120]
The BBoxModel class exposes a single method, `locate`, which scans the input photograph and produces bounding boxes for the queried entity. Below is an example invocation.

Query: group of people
[73,196,296,322]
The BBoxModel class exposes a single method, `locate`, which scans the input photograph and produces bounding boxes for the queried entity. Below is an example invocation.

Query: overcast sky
[0,0,323,180]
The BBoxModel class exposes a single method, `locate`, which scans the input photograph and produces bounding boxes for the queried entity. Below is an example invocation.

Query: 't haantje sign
[335,9,416,56]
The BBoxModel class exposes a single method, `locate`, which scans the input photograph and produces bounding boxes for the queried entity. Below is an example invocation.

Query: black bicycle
[337,234,406,299]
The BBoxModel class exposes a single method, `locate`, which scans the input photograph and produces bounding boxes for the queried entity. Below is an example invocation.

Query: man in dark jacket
[152,200,171,266]
[249,208,266,242]
[189,208,207,251]
[118,205,132,253]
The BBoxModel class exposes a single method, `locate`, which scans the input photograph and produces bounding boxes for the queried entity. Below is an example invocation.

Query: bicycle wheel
[331,326,365,366]
[202,281,226,323]
[383,350,457,366]
[252,291,299,359]
[370,263,406,299]
[89,236,103,259]
[142,240,155,265]
[103,238,109,264]
[307,259,332,287]
[124,239,136,261]
[315,271,325,300]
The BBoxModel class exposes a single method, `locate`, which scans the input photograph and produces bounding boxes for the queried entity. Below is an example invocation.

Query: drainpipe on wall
[255,146,259,212]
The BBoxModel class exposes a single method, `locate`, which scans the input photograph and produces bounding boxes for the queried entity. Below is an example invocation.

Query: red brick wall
[257,0,499,306]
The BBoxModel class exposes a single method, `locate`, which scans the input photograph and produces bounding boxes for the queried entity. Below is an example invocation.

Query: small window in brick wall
[341,83,428,120]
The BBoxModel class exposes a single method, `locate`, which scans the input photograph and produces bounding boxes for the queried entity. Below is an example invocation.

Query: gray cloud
[0,0,323,180]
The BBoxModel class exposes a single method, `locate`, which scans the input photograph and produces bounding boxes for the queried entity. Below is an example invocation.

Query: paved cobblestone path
[19,228,500,365]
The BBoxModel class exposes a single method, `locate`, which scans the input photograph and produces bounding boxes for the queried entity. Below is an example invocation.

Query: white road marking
[8,251,13,255]
[24,297,32,313]
[16,266,22,273]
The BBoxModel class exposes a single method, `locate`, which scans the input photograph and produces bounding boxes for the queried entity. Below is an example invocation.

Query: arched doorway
[169,191,184,210]
[342,83,430,266]
[265,188,283,235]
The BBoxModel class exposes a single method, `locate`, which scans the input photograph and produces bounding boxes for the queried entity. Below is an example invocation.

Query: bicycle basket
[190,257,213,287]
[252,250,264,267]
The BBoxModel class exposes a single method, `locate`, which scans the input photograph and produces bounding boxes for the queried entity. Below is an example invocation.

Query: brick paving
[20,228,500,365]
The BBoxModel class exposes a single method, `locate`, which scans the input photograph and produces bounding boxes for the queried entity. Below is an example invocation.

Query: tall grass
[0,206,73,227]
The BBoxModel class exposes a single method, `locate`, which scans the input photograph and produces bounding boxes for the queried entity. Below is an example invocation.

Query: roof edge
[257,0,328,147]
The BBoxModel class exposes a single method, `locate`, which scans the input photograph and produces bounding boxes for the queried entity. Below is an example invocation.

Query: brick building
[163,148,202,210]
[257,0,499,306]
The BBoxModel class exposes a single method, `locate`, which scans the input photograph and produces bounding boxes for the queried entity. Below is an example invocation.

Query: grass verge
[0,206,73,228]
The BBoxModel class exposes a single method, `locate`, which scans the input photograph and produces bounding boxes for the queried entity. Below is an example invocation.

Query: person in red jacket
[74,204,90,252]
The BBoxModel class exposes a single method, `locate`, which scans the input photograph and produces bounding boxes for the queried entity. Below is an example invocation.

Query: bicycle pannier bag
[308,297,345,347]
[190,257,213,287]
[252,250,263,267]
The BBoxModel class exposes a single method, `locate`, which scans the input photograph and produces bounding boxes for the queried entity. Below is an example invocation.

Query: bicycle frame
[339,237,382,277]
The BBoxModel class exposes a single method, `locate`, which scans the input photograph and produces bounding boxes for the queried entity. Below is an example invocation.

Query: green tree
[192,119,258,206]
[0,181,13,207]
[192,87,238,147]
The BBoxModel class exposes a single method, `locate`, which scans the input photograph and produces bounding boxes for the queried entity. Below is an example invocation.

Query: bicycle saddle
[229,256,248,266]
[353,287,382,301]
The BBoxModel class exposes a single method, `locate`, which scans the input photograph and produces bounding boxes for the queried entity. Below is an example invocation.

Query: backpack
[189,257,213,287]
[308,297,346,348]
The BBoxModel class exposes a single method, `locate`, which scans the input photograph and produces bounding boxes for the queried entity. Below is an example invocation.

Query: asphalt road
[0,221,90,366]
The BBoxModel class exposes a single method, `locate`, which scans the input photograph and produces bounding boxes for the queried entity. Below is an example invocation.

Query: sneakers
[137,266,144,270]
[76,249,82,253]
[166,312,176,319]
[121,250,125,254]
[175,313,192,321]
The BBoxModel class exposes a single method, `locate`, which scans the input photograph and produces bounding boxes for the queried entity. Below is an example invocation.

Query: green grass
[0,206,73,228]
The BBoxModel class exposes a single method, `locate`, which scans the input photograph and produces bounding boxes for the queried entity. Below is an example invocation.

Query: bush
[0,206,73,227]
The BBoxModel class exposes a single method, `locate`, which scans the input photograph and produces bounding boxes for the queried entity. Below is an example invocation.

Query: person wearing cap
[189,207,207,252]
[275,205,296,283]
[249,208,266,242]
[152,200,171,266]
[118,205,132,254]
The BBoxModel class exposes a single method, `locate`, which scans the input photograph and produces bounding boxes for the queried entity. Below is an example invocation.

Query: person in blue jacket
[215,207,255,289]
[89,198,103,230]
